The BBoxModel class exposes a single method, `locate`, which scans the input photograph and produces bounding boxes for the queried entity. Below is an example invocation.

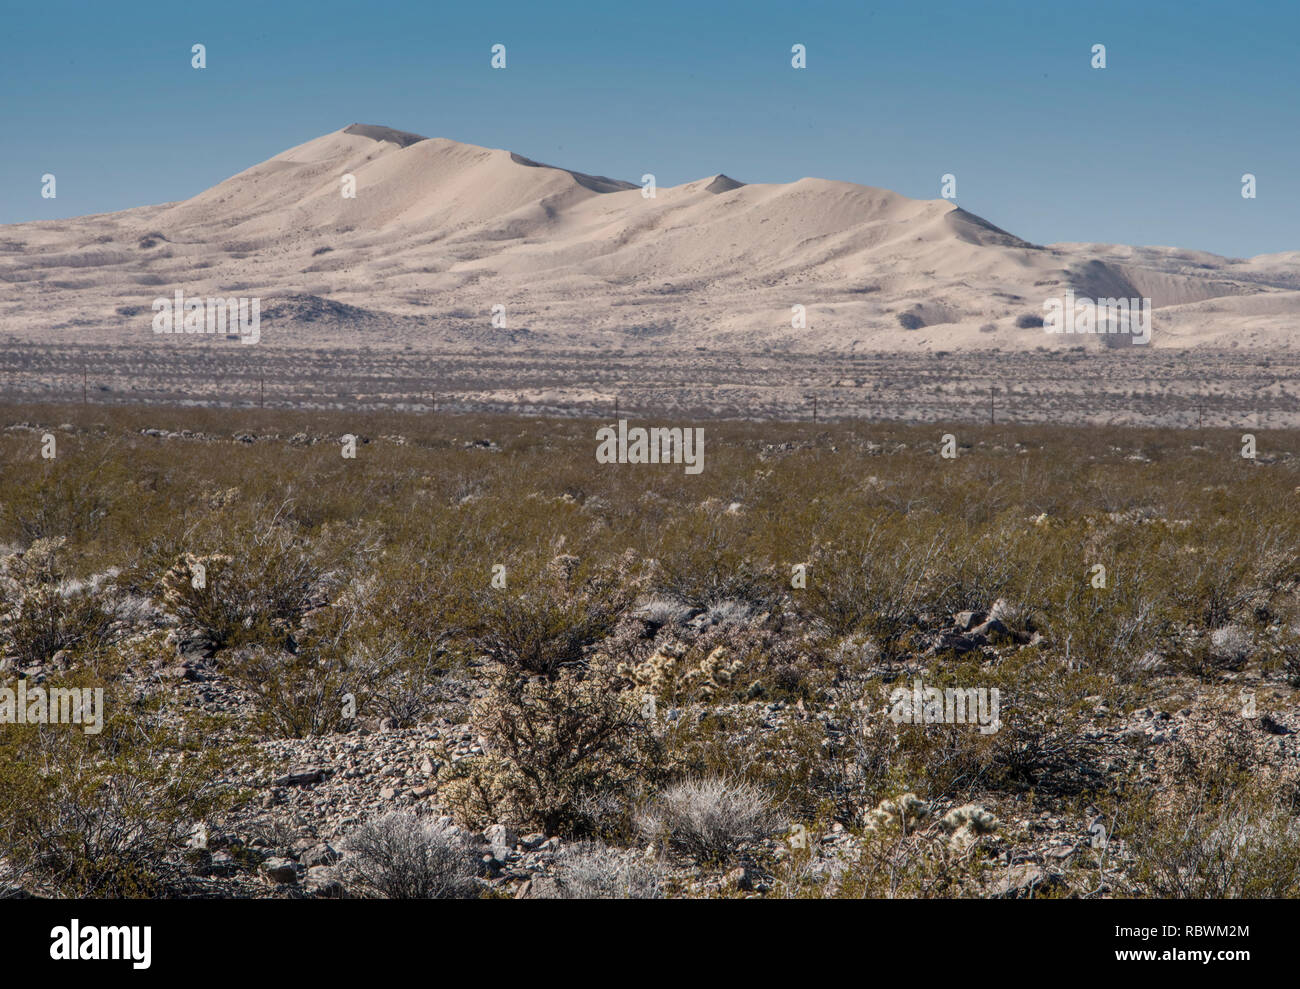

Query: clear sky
[2,0,1296,258]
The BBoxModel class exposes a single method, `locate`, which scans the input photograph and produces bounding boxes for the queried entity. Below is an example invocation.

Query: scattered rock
[261,857,301,884]
[274,768,329,788]
[301,843,341,867]
[987,864,1062,899]
[304,866,344,897]
[485,823,518,861]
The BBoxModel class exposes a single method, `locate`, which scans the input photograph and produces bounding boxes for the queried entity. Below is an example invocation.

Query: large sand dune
[1,124,1295,351]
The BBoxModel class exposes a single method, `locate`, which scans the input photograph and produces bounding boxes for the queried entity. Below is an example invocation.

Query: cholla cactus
[621,644,743,703]
[0,537,116,667]
[681,646,742,700]
[23,535,67,572]
[444,665,654,834]
[942,803,999,851]
[2,536,68,588]
[864,793,932,833]
[160,553,233,611]
[618,644,683,696]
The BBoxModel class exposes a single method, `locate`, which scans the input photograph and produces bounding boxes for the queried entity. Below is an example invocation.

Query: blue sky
[2,0,1297,257]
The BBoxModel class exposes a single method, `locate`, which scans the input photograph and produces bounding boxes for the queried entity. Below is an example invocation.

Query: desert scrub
[0,691,243,897]
[158,522,334,651]
[339,812,480,899]
[975,650,1110,796]
[0,444,125,546]
[636,776,785,864]
[1130,799,1300,897]
[468,554,638,677]
[343,636,448,728]
[616,603,819,710]
[1122,757,1300,898]
[5,406,1300,899]
[649,507,779,611]
[219,584,424,739]
[329,560,472,726]
[0,537,119,667]
[191,559,464,739]
[222,642,355,739]
[544,840,666,899]
[442,662,662,836]
[1034,540,1171,683]
[769,795,998,900]
[1166,519,1300,631]
[798,520,951,656]
[1112,705,1300,897]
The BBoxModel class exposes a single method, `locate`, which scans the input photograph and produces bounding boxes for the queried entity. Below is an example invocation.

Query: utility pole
[990,386,995,425]
[812,396,818,423]
[82,367,87,405]
[614,395,619,420]
[259,376,264,409]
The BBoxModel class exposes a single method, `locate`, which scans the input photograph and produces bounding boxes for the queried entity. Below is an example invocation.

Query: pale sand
[1,124,1295,352]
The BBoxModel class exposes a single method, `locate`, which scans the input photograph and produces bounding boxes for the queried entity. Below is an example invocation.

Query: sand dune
[1,123,1295,351]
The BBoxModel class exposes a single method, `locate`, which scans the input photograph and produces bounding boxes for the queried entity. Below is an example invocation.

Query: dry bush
[546,841,666,899]
[650,511,778,611]
[0,696,239,897]
[339,812,479,899]
[159,524,330,651]
[1037,546,1170,682]
[4,586,117,668]
[1169,521,1300,630]
[443,664,661,835]
[0,450,123,545]
[469,557,636,677]
[1132,797,1300,898]
[346,638,446,727]
[1121,715,1300,898]
[636,776,784,863]
[799,521,951,656]
[331,564,469,726]
[223,643,353,739]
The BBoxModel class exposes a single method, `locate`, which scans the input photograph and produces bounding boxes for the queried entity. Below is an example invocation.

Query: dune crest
[1,124,1296,351]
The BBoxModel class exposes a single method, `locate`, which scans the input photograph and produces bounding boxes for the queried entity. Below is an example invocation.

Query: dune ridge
[1,124,1296,351]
